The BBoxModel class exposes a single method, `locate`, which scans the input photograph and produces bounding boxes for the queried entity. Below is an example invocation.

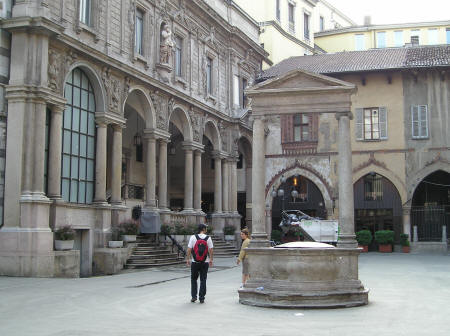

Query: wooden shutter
[379,107,387,139]
[411,105,419,138]
[280,115,294,143]
[310,113,319,141]
[419,105,428,138]
[355,108,363,140]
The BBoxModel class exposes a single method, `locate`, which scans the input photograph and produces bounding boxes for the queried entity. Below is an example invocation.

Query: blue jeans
[191,262,209,300]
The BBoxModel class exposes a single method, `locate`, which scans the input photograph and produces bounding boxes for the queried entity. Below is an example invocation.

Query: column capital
[211,150,227,159]
[143,127,171,141]
[181,141,203,152]
[49,103,65,115]
[96,111,126,126]
[112,123,125,132]
[335,111,353,120]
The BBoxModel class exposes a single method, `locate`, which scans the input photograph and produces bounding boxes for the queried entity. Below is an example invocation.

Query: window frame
[364,174,383,201]
[134,8,144,56]
[293,114,310,142]
[411,105,429,139]
[394,30,403,47]
[206,56,213,95]
[79,0,91,26]
[427,28,438,45]
[62,68,96,204]
[276,0,281,22]
[376,31,386,48]
[288,2,295,33]
[446,28,450,44]
[319,16,324,32]
[355,107,388,141]
[303,12,310,40]
[175,35,183,77]
[355,34,365,51]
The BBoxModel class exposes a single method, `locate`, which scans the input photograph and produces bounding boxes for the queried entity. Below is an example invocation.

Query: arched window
[62,68,96,203]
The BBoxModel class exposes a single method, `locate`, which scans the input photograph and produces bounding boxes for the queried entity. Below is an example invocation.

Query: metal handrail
[164,234,186,258]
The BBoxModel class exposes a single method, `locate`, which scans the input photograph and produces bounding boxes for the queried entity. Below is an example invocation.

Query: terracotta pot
[358,245,368,253]
[378,244,392,253]
[402,246,410,253]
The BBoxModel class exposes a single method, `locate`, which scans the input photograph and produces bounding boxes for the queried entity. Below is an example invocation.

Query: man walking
[186,224,214,303]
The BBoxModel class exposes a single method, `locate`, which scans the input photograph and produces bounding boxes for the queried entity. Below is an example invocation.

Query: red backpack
[192,234,209,262]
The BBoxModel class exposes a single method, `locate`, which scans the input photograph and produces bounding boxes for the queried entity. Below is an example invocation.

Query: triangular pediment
[251,68,355,91]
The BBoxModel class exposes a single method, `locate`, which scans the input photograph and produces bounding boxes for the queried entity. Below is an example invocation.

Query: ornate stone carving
[218,120,228,151]
[64,50,77,74]
[48,49,61,92]
[102,67,121,114]
[189,107,203,143]
[151,91,167,130]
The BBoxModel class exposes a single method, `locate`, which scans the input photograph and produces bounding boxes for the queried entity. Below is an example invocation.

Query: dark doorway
[354,173,402,249]
[411,170,450,241]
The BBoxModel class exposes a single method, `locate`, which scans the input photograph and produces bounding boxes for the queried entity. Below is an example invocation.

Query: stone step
[125,261,185,269]
[127,257,182,264]
[129,253,179,259]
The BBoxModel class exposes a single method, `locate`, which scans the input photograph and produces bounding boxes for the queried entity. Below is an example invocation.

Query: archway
[271,175,326,235]
[167,106,193,210]
[121,89,150,205]
[411,170,450,241]
[354,173,402,249]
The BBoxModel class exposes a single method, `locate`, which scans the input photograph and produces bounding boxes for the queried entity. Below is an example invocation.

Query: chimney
[363,16,371,26]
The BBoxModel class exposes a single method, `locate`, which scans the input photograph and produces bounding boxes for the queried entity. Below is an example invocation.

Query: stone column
[230,158,238,214]
[250,116,269,246]
[194,149,203,213]
[145,136,157,209]
[183,144,194,212]
[158,138,169,211]
[222,159,229,213]
[32,100,48,197]
[94,122,108,204]
[336,113,357,248]
[47,104,64,200]
[213,154,222,213]
[245,164,252,230]
[110,124,123,205]
[402,206,411,239]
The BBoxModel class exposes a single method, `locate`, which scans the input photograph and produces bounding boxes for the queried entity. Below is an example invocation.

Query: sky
[327,0,450,25]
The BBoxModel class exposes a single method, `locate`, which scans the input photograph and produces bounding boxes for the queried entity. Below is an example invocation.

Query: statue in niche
[160,23,175,64]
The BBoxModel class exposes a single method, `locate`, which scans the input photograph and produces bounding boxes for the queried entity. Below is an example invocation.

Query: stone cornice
[0,16,64,36]
[5,85,66,106]
[95,112,127,126]
[247,85,356,96]
[143,128,171,140]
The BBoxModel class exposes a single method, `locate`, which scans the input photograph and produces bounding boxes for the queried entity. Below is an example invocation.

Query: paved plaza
[0,252,449,336]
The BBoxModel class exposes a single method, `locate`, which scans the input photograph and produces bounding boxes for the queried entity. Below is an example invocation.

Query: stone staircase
[125,236,184,269]
[211,235,240,258]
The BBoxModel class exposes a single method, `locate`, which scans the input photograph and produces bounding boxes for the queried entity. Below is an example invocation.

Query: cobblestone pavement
[0,253,449,336]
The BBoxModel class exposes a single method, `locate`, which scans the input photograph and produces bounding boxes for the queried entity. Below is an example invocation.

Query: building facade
[233,0,355,67]
[257,45,450,250]
[0,0,268,277]
[315,19,450,53]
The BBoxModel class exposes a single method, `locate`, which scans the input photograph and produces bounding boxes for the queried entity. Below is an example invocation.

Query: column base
[211,212,226,238]
[337,234,358,249]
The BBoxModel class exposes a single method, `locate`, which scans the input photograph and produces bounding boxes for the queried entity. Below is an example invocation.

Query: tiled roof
[259,45,450,81]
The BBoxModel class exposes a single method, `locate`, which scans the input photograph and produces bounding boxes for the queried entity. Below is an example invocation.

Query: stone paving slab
[0,253,449,336]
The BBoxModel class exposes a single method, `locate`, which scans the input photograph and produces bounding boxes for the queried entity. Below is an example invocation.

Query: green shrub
[374,230,394,245]
[174,223,190,235]
[54,226,75,241]
[160,224,173,235]
[400,233,410,247]
[223,225,236,235]
[356,230,373,246]
[271,230,282,242]
[187,224,198,235]
[206,225,213,235]
[119,221,139,235]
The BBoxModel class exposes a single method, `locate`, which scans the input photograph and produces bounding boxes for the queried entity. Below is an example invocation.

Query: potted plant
[108,226,123,248]
[174,223,187,243]
[400,233,410,253]
[356,229,372,252]
[119,220,139,242]
[223,225,236,241]
[374,230,394,253]
[271,230,282,245]
[54,225,75,251]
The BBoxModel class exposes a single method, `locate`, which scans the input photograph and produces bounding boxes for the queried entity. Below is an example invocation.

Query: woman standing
[236,228,251,287]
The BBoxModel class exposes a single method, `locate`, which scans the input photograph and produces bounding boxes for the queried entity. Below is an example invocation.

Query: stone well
[238,245,369,308]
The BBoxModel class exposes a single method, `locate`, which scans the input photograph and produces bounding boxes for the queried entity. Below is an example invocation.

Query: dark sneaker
[191,298,197,303]
[200,299,205,303]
